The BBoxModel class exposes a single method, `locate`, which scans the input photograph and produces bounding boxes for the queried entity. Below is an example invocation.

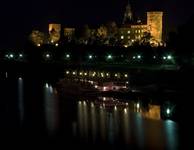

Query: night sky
[0,0,194,48]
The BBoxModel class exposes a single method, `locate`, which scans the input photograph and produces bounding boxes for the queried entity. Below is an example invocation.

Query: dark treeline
[167,14,194,67]
[1,41,172,66]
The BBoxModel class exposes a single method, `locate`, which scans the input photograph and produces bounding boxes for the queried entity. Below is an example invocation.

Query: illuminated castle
[40,1,163,47]
[119,1,163,46]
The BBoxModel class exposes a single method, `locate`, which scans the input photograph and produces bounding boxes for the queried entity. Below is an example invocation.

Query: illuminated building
[43,1,163,47]
[64,28,75,41]
[49,24,61,43]
[119,1,163,47]
[147,12,163,44]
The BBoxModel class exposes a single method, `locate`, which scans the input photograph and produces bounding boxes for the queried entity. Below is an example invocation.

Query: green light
[19,54,23,58]
[88,55,93,59]
[167,55,172,60]
[137,55,141,59]
[10,54,14,58]
[107,54,112,60]
[66,54,70,58]
[166,108,171,115]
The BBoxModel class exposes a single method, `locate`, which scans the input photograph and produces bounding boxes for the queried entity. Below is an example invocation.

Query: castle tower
[48,24,61,43]
[147,12,163,43]
[123,0,133,24]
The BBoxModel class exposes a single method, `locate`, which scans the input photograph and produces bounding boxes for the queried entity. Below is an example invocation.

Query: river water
[0,74,180,149]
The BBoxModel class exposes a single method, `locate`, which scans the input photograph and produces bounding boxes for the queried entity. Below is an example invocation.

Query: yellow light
[137,103,140,109]
[66,71,69,74]
[101,73,104,77]
[91,102,94,108]
[124,74,128,78]
[37,44,41,47]
[55,43,59,47]
[72,72,76,75]
[115,74,118,77]
[84,73,87,76]
[106,73,109,76]
[124,108,127,114]
[79,72,83,75]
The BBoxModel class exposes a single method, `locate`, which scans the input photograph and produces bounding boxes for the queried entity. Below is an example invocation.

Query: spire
[123,0,133,24]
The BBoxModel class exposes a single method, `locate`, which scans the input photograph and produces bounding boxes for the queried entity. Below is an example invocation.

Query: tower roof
[123,0,133,24]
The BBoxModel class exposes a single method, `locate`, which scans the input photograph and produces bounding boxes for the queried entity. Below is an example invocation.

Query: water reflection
[18,77,24,124]
[164,120,179,150]
[44,83,59,135]
[75,99,179,149]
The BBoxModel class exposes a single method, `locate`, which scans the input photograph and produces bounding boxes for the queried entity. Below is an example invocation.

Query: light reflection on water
[44,83,59,135]
[18,77,24,124]
[13,78,179,149]
[75,100,179,149]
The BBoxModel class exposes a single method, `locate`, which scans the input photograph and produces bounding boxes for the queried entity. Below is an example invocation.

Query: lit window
[128,36,130,39]
[127,30,130,34]
[121,35,124,39]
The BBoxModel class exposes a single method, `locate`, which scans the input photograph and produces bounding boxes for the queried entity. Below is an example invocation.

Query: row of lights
[5,52,174,63]
[65,70,129,78]
[5,53,23,59]
[44,53,173,61]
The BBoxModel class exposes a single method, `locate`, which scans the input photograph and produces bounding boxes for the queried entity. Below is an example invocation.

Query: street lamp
[88,55,93,60]
[19,54,23,58]
[137,55,141,59]
[65,54,70,59]
[107,54,113,60]
[167,55,172,60]
[10,54,14,58]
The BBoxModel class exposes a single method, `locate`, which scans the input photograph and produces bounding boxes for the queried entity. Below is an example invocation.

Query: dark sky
[0,0,194,48]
